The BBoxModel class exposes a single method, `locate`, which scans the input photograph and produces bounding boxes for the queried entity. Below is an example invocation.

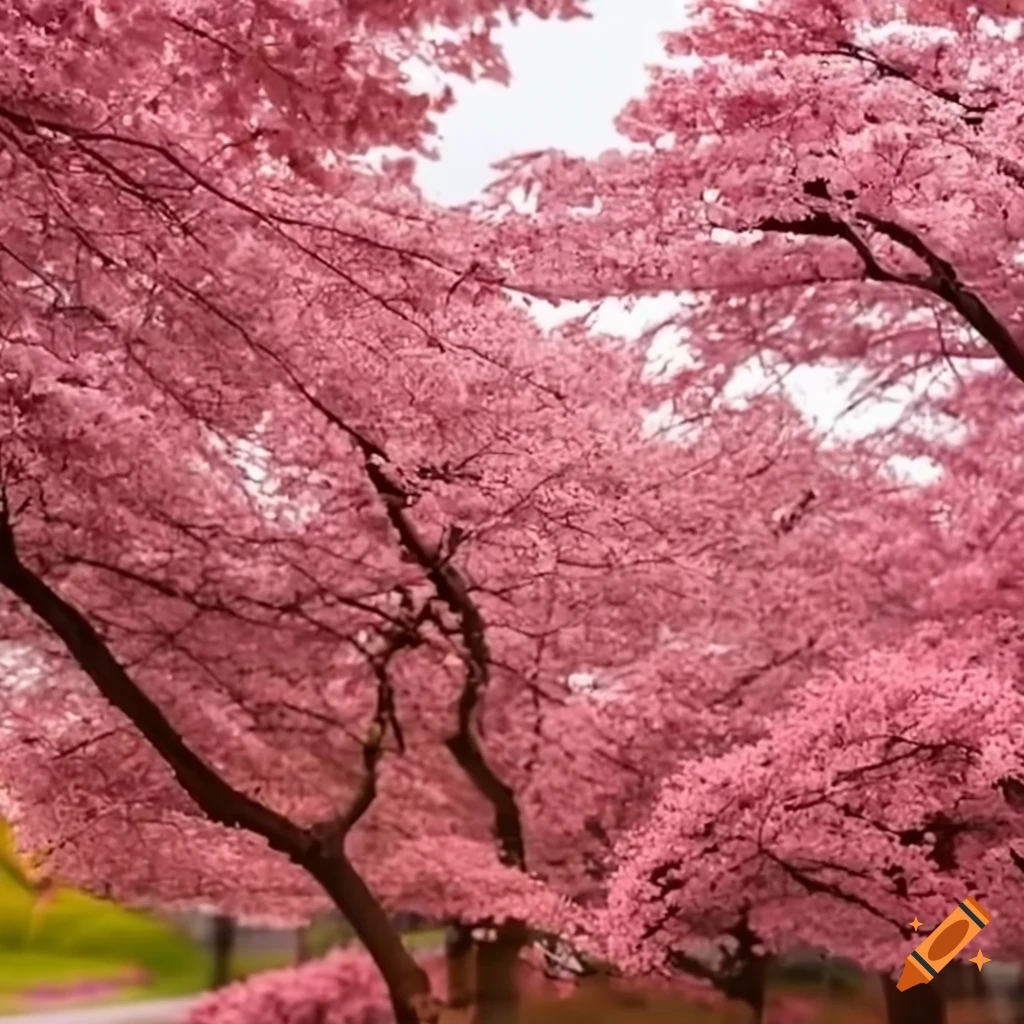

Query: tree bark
[295,925,312,964]
[668,947,767,1022]
[968,962,987,999]
[0,531,439,1024]
[210,913,236,989]
[358,426,530,1024]
[445,922,476,1010]
[732,955,766,1023]
[881,971,945,1024]
[299,847,437,1024]
[474,922,528,1024]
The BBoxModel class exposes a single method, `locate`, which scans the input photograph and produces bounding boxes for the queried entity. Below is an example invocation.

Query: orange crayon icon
[897,896,993,991]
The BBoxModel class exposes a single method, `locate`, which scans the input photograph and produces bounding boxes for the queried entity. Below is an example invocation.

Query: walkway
[0,996,198,1024]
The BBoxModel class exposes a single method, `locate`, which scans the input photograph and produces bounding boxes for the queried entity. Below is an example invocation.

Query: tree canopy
[3,2,1024,1023]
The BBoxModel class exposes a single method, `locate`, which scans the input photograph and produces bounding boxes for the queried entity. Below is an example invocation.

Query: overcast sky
[415,0,682,206]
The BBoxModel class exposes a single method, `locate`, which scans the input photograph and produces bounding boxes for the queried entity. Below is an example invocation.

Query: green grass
[404,928,444,951]
[0,880,206,973]
[229,949,295,979]
[21,893,204,975]
[0,829,441,1016]
[0,950,165,1014]
[0,824,209,1013]
[0,950,136,992]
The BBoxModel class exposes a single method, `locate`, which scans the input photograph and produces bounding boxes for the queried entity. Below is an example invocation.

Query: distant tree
[211,914,236,990]
[608,628,1024,1023]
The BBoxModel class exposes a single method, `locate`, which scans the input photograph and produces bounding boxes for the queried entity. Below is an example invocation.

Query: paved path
[0,996,198,1024]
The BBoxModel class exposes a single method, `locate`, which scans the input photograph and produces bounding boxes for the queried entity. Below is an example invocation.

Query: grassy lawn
[0,950,169,1014]
[0,850,443,1015]
[0,827,209,1013]
[405,928,445,951]
[0,950,145,991]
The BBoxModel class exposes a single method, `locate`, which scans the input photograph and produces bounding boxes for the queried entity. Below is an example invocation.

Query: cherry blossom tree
[8,4,1024,1024]
[0,72,938,1011]
[4,24,937,1017]
[1,8,880,1009]
[501,3,1024,995]
[0,4,594,1023]
[0,348,888,1009]
[467,10,1024,1010]
[605,621,1024,1023]
[477,0,1024,453]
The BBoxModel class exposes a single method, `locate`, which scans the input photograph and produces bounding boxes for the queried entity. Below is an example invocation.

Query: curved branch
[758,209,1024,386]
[0,495,435,1021]
[0,505,308,856]
[287,389,529,870]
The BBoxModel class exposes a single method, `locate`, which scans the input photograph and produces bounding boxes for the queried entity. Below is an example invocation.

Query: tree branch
[829,42,996,119]
[0,494,437,1021]
[290,394,528,869]
[762,850,912,939]
[0,499,311,858]
[758,209,1024,386]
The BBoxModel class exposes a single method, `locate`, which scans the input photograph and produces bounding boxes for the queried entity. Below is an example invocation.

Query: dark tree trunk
[474,922,528,1024]
[1013,968,1024,1024]
[445,921,476,1009]
[881,971,945,1024]
[968,963,987,998]
[948,959,987,999]
[670,947,767,1022]
[302,850,437,1024]
[210,913,235,989]
[732,955,766,1023]
[940,960,980,999]
[295,925,311,964]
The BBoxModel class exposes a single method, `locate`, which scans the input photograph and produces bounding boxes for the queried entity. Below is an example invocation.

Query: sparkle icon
[909,917,923,931]
[968,950,991,972]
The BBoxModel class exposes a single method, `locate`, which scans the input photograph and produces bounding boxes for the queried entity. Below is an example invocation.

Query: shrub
[188,949,445,1024]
